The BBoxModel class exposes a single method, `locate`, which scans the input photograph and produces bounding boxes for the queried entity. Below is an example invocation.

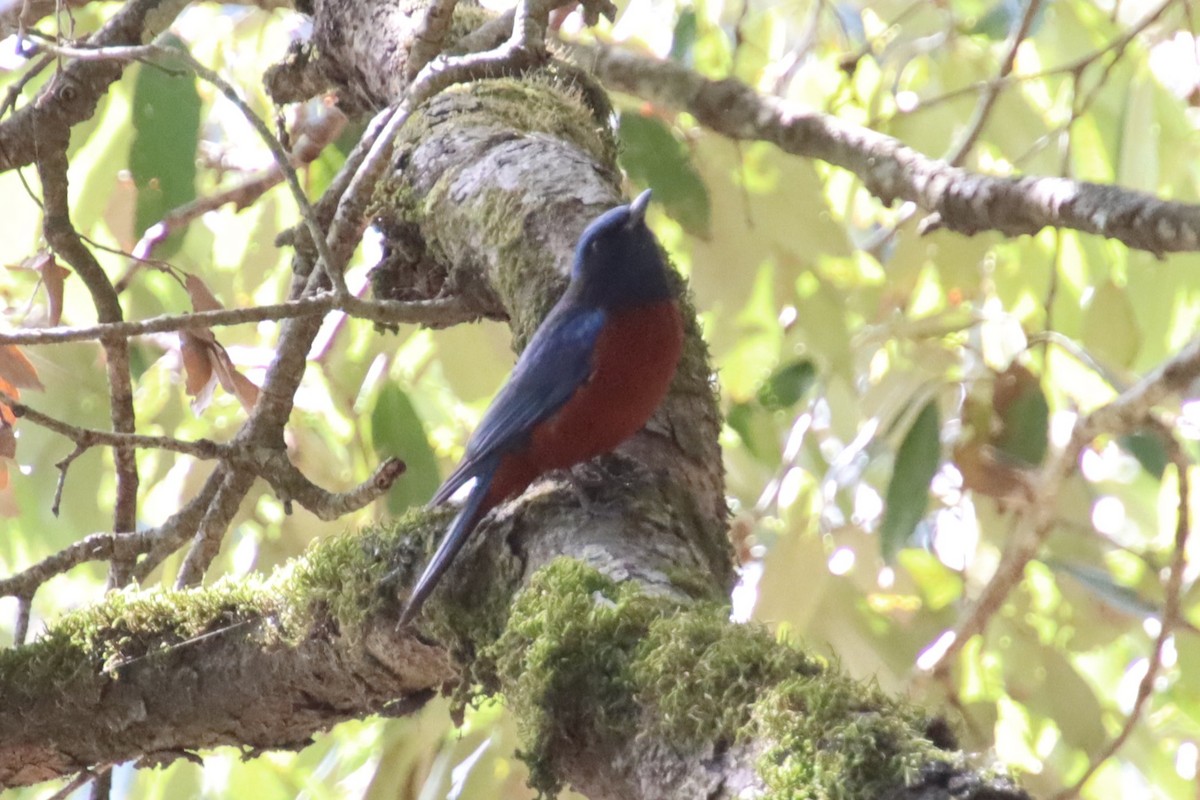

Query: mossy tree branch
[0,1,1032,798]
[0,61,1026,798]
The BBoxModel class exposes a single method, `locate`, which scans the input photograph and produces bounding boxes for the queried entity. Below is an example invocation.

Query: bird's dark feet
[562,457,641,517]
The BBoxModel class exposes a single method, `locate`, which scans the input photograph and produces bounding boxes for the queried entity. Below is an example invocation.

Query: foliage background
[1,0,1199,797]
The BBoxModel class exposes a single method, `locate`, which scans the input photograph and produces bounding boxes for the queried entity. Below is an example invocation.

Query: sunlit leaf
[756,359,817,410]
[617,112,711,237]
[881,400,941,562]
[129,34,201,258]
[0,344,43,391]
[1048,559,1160,619]
[1082,280,1141,367]
[371,384,440,512]
[1119,430,1168,479]
[725,401,780,465]
[992,365,1049,467]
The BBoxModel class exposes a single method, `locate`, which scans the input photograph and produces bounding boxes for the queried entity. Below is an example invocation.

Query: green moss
[0,512,451,710]
[489,559,958,798]
[446,3,493,44]
[420,182,563,348]
[406,74,615,169]
[634,610,822,746]
[754,669,952,799]
[0,577,275,705]
[285,508,445,636]
[488,560,666,795]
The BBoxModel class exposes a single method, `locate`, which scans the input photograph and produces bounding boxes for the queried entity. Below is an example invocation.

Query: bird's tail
[399,459,498,626]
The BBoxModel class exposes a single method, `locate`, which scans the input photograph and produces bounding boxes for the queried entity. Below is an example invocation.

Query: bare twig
[944,0,1043,167]
[131,471,225,583]
[29,40,347,298]
[50,442,88,518]
[0,294,477,347]
[566,40,1200,256]
[888,0,1174,122]
[405,0,461,80]
[43,765,110,800]
[14,595,32,646]
[175,467,258,587]
[131,169,286,261]
[0,0,189,173]
[36,146,141,567]
[1053,442,1191,800]
[925,333,1200,674]
[0,531,142,600]
[4,394,229,460]
[246,450,406,520]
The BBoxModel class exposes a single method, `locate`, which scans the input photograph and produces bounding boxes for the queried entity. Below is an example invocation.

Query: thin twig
[29,40,348,298]
[246,450,406,520]
[14,595,32,645]
[405,0,461,80]
[1052,442,1191,800]
[51,442,88,517]
[890,0,1175,122]
[0,531,142,598]
[944,0,1043,167]
[4,394,229,460]
[43,766,110,800]
[925,333,1200,674]
[36,145,141,567]
[0,294,477,346]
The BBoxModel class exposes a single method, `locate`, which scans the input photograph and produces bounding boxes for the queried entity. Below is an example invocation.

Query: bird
[399,189,684,625]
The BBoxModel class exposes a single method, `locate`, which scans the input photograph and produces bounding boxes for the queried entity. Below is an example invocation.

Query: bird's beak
[628,189,652,225]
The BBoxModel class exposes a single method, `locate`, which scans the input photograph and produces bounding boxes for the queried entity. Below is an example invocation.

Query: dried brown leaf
[0,345,41,391]
[180,332,217,413]
[0,376,16,426]
[209,341,260,413]
[40,257,71,327]
[0,422,15,460]
[185,274,225,313]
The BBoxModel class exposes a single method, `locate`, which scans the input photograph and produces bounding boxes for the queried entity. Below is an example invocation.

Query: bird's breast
[528,300,685,470]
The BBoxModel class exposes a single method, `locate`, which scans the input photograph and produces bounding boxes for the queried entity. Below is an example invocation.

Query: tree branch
[35,145,140,567]
[566,41,1200,256]
[0,294,477,346]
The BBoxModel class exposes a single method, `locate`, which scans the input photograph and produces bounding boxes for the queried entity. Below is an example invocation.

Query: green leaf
[669,9,698,64]
[617,113,711,237]
[880,400,941,563]
[370,384,441,513]
[1119,430,1169,479]
[756,359,817,410]
[968,0,1046,40]
[995,382,1049,467]
[1082,280,1141,367]
[1048,559,1160,619]
[129,34,201,258]
[725,401,779,464]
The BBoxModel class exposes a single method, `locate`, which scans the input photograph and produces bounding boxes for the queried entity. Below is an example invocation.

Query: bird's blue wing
[430,303,605,505]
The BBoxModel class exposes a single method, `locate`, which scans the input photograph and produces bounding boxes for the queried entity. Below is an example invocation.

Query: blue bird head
[570,190,674,310]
